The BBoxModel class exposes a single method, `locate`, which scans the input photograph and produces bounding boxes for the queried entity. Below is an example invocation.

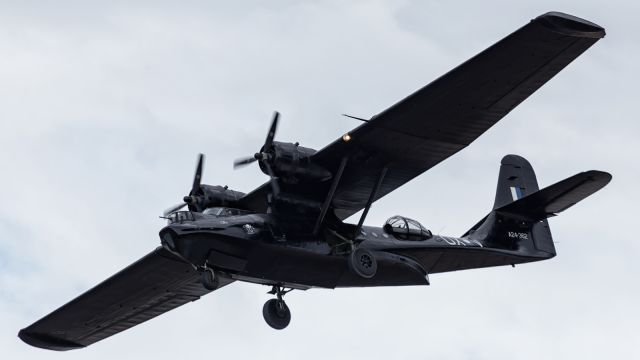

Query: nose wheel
[263,285,292,330]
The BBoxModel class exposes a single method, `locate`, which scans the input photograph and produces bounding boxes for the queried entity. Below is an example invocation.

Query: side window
[384,216,409,239]
[203,207,223,216]
[391,218,406,229]
[408,219,432,240]
[407,219,422,233]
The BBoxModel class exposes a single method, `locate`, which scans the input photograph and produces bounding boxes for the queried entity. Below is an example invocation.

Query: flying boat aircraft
[19,11,611,351]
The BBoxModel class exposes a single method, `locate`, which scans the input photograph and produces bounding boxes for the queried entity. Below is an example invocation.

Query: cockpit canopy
[383,216,433,241]
[202,207,251,217]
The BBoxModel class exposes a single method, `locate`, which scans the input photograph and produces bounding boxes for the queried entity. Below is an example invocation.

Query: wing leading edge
[19,247,233,351]
[240,12,605,221]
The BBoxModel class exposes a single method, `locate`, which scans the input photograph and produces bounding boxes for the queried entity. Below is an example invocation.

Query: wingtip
[534,12,605,39]
[18,329,84,351]
[584,170,613,185]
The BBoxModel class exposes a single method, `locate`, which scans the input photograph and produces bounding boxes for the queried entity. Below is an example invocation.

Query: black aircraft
[20,12,611,351]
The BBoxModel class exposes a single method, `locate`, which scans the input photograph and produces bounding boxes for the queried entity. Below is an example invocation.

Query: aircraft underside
[165,227,554,290]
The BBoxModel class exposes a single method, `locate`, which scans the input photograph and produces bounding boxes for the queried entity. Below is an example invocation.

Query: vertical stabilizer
[465,155,556,257]
[494,155,555,255]
[494,155,540,209]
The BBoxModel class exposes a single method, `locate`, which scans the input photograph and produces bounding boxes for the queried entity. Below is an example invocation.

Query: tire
[200,269,219,291]
[348,248,378,279]
[262,299,291,330]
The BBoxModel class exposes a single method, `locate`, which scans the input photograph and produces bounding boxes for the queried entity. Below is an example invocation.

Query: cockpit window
[166,211,195,224]
[389,217,406,229]
[407,219,422,232]
[203,207,250,217]
[383,215,432,241]
[203,207,224,216]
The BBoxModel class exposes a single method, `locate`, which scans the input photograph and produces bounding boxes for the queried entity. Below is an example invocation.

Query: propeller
[162,202,187,216]
[233,112,280,195]
[163,153,206,216]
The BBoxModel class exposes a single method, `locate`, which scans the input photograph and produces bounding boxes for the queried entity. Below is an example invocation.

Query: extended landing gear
[200,267,219,291]
[348,248,378,279]
[263,285,292,330]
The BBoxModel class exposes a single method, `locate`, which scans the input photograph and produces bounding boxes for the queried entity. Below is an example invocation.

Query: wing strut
[354,167,387,237]
[313,156,349,235]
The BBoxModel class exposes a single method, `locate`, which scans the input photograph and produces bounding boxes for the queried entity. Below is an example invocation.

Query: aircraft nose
[160,229,178,251]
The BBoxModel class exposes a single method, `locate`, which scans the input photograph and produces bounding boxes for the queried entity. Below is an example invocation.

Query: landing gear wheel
[200,268,219,291]
[262,299,291,330]
[348,248,377,279]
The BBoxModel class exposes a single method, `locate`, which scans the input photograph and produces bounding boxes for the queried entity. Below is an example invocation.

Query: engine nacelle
[259,142,332,183]
[185,185,245,211]
[201,185,245,207]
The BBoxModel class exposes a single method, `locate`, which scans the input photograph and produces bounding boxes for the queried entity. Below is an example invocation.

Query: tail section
[495,170,611,221]
[493,155,540,209]
[465,155,611,259]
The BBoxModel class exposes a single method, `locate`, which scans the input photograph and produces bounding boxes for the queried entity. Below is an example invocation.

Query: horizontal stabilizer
[495,170,611,221]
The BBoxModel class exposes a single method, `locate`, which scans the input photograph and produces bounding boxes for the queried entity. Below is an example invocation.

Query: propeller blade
[232,112,280,196]
[163,202,187,216]
[233,156,258,169]
[263,162,280,196]
[191,153,205,194]
[264,111,279,150]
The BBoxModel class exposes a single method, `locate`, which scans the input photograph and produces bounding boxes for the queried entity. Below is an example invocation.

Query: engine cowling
[185,185,245,211]
[259,141,332,184]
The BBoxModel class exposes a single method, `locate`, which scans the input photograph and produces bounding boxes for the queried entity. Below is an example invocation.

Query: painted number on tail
[507,231,528,240]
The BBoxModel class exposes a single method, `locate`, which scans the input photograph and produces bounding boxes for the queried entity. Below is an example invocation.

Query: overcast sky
[1,1,638,359]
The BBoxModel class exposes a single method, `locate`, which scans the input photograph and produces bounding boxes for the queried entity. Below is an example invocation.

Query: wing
[240,12,605,221]
[19,247,233,351]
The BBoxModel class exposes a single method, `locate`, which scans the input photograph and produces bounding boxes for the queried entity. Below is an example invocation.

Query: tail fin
[493,155,540,209]
[465,155,611,258]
